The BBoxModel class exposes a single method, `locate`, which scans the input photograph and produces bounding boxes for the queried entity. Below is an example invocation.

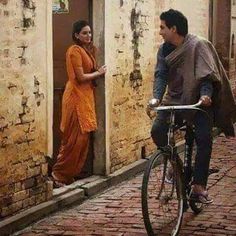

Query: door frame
[209,0,231,71]
[47,0,107,176]
[91,0,107,175]
[46,0,53,159]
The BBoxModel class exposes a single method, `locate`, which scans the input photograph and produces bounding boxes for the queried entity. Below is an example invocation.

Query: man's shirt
[153,42,213,102]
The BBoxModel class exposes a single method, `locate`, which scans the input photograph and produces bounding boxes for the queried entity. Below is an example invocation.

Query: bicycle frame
[141,101,210,235]
[152,101,207,207]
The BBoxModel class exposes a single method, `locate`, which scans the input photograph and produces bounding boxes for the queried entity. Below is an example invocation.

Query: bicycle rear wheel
[142,151,184,236]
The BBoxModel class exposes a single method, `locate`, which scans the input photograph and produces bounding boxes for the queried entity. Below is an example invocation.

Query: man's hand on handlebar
[146,98,160,119]
[199,95,212,106]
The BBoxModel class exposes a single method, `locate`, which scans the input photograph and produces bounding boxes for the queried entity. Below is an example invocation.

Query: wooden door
[52,0,93,177]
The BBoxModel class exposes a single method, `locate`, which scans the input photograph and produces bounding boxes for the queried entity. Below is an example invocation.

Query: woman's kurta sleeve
[70,47,83,80]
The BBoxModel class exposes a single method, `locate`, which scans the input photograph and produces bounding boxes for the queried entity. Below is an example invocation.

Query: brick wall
[105,0,210,173]
[0,0,52,218]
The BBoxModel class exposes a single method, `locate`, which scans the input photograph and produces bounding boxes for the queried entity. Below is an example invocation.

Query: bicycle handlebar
[150,100,203,112]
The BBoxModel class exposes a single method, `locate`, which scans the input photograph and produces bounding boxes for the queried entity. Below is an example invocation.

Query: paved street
[14,133,236,236]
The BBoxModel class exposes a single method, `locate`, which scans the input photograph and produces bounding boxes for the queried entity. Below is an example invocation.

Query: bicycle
[142,100,209,236]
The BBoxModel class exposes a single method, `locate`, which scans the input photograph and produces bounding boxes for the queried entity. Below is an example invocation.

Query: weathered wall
[211,0,236,97]
[105,0,210,173]
[0,0,52,218]
[213,0,231,70]
[92,0,106,175]
[230,0,236,96]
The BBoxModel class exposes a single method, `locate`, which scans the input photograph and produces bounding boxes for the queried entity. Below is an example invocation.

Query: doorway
[209,0,231,71]
[52,0,93,178]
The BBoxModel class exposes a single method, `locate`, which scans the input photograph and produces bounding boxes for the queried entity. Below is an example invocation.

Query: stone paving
[14,134,236,236]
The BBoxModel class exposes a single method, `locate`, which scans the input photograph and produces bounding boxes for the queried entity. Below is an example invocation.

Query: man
[149,9,236,204]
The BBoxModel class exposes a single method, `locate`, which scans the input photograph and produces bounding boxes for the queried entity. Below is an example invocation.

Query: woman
[52,20,107,187]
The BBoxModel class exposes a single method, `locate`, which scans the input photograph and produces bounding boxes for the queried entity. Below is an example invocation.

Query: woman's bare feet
[51,172,66,188]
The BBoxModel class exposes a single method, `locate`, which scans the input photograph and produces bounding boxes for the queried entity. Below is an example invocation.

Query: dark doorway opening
[51,0,93,179]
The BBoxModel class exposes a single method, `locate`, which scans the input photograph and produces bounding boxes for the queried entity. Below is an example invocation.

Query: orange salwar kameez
[52,45,97,184]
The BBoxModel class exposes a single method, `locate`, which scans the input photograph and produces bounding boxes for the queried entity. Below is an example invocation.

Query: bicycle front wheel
[142,151,184,236]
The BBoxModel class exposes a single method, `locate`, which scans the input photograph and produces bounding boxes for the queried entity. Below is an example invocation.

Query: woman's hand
[97,65,107,75]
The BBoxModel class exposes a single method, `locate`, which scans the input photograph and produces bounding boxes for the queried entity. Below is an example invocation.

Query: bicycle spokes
[142,153,184,236]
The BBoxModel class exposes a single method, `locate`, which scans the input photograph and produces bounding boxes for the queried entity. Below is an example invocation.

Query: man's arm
[153,45,169,102]
[200,77,213,97]
[199,75,213,106]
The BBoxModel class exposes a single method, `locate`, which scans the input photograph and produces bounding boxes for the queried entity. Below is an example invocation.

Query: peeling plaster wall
[105,0,210,173]
[168,0,210,38]
[0,0,52,218]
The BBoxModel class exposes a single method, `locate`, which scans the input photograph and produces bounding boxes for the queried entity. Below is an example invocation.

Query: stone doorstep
[0,128,221,236]
[53,175,102,198]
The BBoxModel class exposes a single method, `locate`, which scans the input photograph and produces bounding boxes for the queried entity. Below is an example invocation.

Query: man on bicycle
[148,9,236,204]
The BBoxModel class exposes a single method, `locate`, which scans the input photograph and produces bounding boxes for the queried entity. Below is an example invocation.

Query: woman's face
[75,25,92,45]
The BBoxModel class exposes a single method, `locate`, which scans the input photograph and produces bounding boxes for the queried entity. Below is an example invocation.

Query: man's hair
[160,9,188,36]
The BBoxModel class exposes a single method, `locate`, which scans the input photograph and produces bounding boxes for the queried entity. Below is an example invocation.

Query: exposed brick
[23,178,36,189]
[27,166,41,178]
[1,196,13,206]
[41,163,48,176]
[29,186,44,196]
[12,190,29,202]
[35,192,46,205]
[14,182,22,192]
[1,201,23,217]
[22,196,36,208]
[0,0,50,218]
[46,181,53,200]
